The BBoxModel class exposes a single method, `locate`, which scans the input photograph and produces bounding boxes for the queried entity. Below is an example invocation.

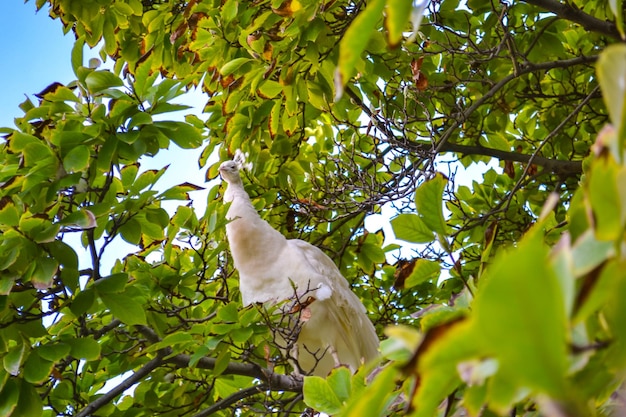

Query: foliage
[1,0,626,415]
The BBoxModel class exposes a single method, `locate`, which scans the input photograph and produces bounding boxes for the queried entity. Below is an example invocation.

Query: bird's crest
[233,149,253,171]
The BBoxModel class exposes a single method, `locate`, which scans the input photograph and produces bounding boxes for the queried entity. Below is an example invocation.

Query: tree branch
[75,325,303,417]
[347,56,595,178]
[522,0,621,39]
[136,325,302,391]
[75,353,165,417]
[190,384,270,417]
[434,55,598,155]
[438,142,582,176]
[165,353,303,392]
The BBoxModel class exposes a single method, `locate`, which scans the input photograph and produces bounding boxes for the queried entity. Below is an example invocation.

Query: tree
[1,0,626,415]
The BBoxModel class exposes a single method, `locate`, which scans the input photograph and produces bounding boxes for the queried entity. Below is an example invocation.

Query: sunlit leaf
[0,197,20,227]
[99,291,147,325]
[93,273,128,293]
[67,337,101,361]
[58,209,96,229]
[597,44,626,159]
[414,173,448,235]
[405,259,440,288]
[3,341,26,376]
[14,379,43,417]
[390,213,433,243]
[0,378,19,416]
[220,58,253,76]
[303,376,343,414]
[23,351,53,384]
[31,257,59,290]
[85,70,124,94]
[473,230,568,400]
[337,0,385,89]
[608,0,625,39]
[385,0,413,47]
[63,145,90,173]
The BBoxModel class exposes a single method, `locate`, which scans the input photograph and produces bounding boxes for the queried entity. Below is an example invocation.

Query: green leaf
[23,350,53,384]
[71,36,85,76]
[337,0,385,86]
[473,229,568,401]
[390,213,433,243]
[220,57,253,76]
[85,70,124,94]
[31,257,59,290]
[608,0,624,39]
[188,345,211,367]
[36,343,71,362]
[571,230,615,276]
[385,0,413,47]
[0,198,20,227]
[405,259,441,288]
[119,218,142,245]
[341,366,398,417]
[213,348,231,376]
[258,80,283,99]
[597,44,626,159]
[588,159,626,241]
[120,163,139,188]
[63,145,90,173]
[58,209,96,229]
[303,376,343,414]
[14,380,43,417]
[70,288,96,316]
[154,121,203,149]
[326,367,352,404]
[0,378,19,416]
[67,337,101,361]
[217,302,239,322]
[99,291,147,325]
[602,260,626,368]
[414,173,448,235]
[3,341,26,376]
[93,273,128,293]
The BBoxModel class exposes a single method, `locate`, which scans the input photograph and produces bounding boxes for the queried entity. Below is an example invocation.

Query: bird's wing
[287,239,379,362]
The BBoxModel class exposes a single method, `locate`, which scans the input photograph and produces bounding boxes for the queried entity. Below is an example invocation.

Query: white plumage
[219,158,379,376]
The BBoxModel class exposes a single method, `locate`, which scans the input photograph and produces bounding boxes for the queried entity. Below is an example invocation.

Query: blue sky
[0,2,75,128]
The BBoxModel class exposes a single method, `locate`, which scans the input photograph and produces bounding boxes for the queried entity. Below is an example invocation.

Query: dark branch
[166,354,303,392]
[190,384,270,417]
[438,142,582,176]
[75,353,165,417]
[435,55,598,154]
[76,325,303,417]
[136,325,302,391]
[522,0,621,39]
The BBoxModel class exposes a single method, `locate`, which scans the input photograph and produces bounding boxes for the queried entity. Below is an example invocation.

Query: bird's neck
[224,181,248,204]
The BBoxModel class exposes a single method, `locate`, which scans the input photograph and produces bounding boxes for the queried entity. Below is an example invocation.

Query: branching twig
[523,0,621,39]
[190,384,270,417]
[75,353,166,417]
[505,84,600,210]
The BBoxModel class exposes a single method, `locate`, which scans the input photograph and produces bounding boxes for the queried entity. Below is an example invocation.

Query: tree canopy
[1,0,626,415]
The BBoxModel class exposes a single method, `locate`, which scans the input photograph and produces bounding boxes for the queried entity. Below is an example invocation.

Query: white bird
[219,157,379,376]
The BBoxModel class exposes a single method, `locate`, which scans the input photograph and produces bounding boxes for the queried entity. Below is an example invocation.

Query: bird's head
[218,160,242,184]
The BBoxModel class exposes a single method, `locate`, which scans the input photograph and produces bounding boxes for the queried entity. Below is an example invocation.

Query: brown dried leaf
[410,57,428,91]
[170,22,188,43]
[272,0,301,16]
[394,259,417,290]
[504,160,515,179]
[484,221,498,246]
[262,42,273,61]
